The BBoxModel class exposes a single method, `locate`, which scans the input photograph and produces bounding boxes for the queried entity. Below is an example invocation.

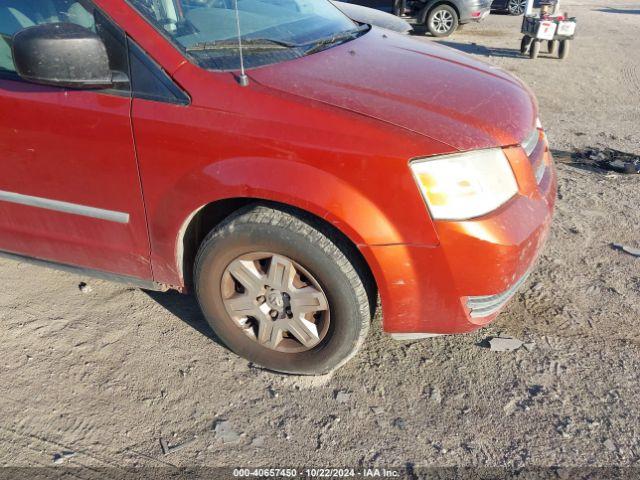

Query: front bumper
[364,138,557,335]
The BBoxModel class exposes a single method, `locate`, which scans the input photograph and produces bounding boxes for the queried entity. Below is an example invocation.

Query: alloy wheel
[221,252,330,353]
[431,9,454,34]
[508,0,527,15]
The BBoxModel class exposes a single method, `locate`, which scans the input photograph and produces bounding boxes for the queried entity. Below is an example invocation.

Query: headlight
[410,148,518,221]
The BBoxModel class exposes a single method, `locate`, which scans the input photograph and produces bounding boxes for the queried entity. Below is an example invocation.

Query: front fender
[148,157,407,287]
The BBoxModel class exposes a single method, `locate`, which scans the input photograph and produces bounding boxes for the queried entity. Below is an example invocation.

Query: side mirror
[12,23,119,89]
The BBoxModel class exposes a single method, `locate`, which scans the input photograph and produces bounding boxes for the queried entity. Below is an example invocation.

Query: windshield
[128,0,365,70]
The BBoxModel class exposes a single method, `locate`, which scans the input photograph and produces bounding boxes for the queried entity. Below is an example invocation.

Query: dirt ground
[1,0,639,475]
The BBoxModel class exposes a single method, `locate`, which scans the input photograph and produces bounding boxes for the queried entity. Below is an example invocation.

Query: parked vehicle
[340,0,492,37]
[332,1,413,33]
[0,0,556,374]
[491,0,541,15]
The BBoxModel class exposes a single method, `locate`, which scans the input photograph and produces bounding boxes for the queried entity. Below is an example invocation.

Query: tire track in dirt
[0,414,182,471]
[0,424,109,468]
[0,408,141,475]
[621,64,640,93]
[621,64,640,120]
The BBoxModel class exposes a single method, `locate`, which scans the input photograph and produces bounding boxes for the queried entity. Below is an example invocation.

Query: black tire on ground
[194,205,372,375]
[426,4,459,37]
[530,39,541,59]
[558,39,570,59]
[520,35,532,54]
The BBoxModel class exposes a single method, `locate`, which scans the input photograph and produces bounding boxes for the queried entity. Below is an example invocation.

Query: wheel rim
[431,10,454,33]
[221,252,330,353]
[508,0,526,14]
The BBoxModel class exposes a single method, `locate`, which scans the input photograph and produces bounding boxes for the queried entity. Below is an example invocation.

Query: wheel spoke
[267,254,296,291]
[227,259,264,295]
[257,317,282,349]
[286,316,320,347]
[223,294,256,316]
[290,287,328,315]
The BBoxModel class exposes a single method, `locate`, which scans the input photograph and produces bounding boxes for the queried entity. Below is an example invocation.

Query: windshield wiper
[186,37,298,52]
[185,25,369,55]
[302,24,370,56]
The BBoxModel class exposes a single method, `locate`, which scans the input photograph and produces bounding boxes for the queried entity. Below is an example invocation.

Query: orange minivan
[0,0,555,373]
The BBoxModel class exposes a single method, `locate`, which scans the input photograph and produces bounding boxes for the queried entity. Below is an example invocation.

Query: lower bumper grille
[466,271,531,318]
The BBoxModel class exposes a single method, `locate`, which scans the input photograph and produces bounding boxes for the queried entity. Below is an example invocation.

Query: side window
[0,0,129,92]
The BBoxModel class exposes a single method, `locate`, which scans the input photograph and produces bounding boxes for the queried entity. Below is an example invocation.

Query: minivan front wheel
[194,205,371,375]
[427,5,459,37]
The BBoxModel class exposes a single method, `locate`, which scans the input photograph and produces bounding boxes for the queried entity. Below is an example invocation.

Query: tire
[520,35,532,54]
[529,39,540,59]
[507,0,527,15]
[558,39,570,59]
[426,4,459,37]
[194,205,371,375]
[548,40,559,54]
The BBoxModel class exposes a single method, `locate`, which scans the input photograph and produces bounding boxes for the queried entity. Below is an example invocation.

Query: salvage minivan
[0,0,556,374]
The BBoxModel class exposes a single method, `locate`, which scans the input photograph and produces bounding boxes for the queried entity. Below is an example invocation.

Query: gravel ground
[1,0,639,475]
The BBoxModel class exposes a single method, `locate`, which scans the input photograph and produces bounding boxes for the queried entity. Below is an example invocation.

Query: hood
[250,28,537,152]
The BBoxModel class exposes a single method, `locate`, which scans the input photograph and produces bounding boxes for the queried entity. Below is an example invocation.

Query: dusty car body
[0,0,555,374]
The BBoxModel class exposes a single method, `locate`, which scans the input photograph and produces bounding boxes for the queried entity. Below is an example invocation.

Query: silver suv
[343,0,492,36]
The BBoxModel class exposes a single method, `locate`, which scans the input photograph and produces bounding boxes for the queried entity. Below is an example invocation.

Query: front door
[0,0,152,279]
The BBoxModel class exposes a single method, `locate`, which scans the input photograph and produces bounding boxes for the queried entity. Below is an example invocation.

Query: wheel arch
[177,198,379,317]
[418,0,461,24]
[147,156,429,317]
[164,158,404,287]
